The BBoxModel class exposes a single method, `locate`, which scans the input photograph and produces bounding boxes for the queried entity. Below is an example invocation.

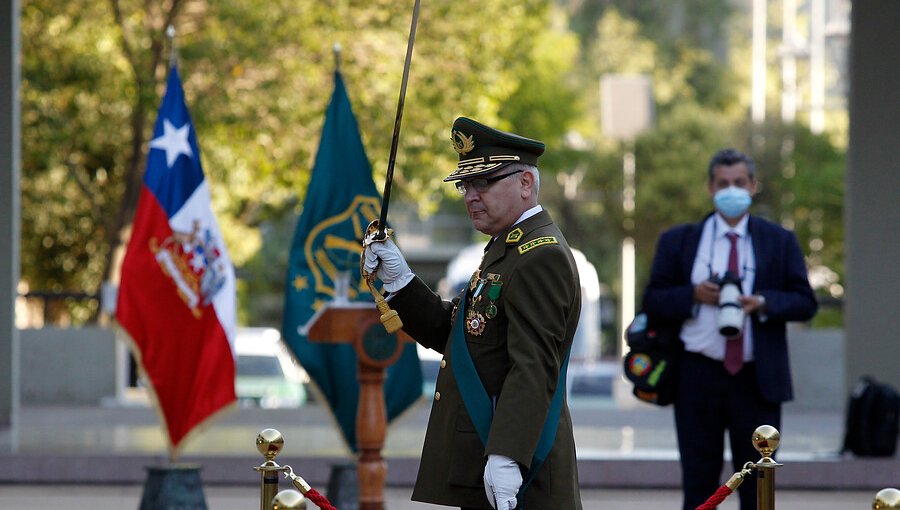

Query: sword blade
[376,0,421,239]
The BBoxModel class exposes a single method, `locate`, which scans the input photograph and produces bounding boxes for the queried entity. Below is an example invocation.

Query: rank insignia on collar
[505,228,523,244]
[465,309,486,336]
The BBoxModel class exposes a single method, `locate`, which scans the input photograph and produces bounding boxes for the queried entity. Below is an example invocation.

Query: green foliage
[735,121,845,299]
[20,0,133,321]
[20,0,582,323]
[499,16,581,147]
[18,0,846,329]
[568,0,733,56]
[626,104,734,289]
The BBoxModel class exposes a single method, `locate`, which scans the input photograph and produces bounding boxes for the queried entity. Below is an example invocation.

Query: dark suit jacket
[391,210,583,509]
[642,213,818,403]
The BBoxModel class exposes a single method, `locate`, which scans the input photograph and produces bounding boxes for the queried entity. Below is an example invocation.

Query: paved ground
[0,395,895,509]
[0,395,847,459]
[0,484,884,509]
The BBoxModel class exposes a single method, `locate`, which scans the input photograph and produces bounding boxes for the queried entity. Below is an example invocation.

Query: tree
[628,104,734,289]
[736,121,845,306]
[19,0,846,330]
[20,0,181,322]
[19,0,580,324]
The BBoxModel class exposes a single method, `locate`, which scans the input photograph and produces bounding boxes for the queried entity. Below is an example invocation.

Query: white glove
[483,454,522,510]
[362,238,415,293]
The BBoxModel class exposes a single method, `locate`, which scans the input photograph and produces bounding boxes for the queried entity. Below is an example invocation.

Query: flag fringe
[115,323,237,462]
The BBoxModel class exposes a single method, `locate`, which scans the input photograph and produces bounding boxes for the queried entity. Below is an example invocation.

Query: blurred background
[7,1,900,504]
[17,0,849,346]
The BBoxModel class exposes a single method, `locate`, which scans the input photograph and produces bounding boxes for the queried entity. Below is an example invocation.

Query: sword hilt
[361,220,404,334]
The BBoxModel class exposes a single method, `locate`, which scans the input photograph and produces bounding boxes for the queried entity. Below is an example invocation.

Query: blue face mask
[714,186,752,219]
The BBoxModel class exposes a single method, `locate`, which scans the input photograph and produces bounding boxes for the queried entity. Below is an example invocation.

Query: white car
[234,327,308,408]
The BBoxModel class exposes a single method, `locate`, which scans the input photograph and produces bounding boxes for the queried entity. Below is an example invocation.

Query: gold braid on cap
[451,130,475,155]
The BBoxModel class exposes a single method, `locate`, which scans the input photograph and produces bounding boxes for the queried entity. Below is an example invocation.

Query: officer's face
[461,169,534,236]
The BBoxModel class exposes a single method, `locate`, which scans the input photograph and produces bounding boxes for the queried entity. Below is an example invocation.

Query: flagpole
[333,42,342,73]
[124,23,235,507]
[166,25,180,466]
[166,25,177,68]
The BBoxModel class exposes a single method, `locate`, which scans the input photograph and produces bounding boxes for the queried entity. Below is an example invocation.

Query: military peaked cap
[444,117,545,182]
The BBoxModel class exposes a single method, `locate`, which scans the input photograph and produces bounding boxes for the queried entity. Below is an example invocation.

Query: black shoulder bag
[622,312,683,406]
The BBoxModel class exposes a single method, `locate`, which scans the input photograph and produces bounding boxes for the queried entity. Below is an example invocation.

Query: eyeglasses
[454,170,524,195]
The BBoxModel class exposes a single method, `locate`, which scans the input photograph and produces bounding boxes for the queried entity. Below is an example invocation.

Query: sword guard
[364,219,392,246]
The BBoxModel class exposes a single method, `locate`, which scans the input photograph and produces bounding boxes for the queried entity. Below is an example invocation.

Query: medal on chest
[465,308,487,336]
[485,279,502,319]
[464,269,503,336]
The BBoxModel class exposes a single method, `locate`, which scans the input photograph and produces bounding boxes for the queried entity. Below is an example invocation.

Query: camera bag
[622,312,683,406]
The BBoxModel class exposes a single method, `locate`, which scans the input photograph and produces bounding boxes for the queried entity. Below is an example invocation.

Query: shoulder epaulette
[517,236,558,254]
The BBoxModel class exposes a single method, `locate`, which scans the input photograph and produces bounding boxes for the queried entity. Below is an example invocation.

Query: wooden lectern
[305,302,414,510]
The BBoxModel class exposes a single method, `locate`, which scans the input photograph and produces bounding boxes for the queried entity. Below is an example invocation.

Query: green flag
[282,72,422,452]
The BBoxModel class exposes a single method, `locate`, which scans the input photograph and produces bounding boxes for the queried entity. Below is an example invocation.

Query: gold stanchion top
[874,488,900,509]
[256,428,285,461]
[272,489,307,509]
[752,425,780,458]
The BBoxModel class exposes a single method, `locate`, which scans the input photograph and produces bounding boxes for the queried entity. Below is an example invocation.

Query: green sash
[450,289,570,508]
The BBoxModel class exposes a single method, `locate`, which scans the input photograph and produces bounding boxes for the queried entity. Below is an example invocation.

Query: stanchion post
[254,428,287,510]
[874,488,900,509]
[272,489,307,510]
[751,425,782,510]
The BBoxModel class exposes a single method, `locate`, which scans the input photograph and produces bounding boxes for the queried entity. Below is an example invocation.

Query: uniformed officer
[363,117,583,510]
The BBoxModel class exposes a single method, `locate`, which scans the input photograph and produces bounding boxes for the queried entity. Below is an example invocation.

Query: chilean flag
[117,66,237,457]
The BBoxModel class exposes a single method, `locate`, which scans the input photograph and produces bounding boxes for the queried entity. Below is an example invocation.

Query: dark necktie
[723,232,744,375]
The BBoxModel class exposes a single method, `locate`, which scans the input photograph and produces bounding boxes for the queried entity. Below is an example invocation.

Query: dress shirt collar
[713,212,750,240]
[513,204,543,226]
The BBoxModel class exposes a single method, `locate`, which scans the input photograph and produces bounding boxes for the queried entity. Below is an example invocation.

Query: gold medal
[465,309,486,336]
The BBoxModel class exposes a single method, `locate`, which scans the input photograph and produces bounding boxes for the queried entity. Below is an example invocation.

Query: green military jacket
[391,210,583,509]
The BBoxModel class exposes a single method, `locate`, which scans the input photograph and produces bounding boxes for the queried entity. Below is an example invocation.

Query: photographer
[641,148,818,510]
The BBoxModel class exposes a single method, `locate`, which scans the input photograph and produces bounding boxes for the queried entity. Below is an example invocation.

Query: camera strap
[707,218,751,281]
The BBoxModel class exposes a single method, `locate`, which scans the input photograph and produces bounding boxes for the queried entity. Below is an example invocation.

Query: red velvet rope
[300,478,739,510]
[695,484,733,510]
[301,477,735,510]
[305,488,338,510]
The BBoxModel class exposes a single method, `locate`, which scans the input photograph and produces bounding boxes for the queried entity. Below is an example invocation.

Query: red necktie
[723,232,744,375]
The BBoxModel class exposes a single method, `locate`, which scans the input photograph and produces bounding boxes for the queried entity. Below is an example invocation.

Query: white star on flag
[150,119,193,168]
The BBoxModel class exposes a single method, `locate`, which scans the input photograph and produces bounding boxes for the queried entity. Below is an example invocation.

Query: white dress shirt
[679,213,757,361]
[513,204,543,227]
